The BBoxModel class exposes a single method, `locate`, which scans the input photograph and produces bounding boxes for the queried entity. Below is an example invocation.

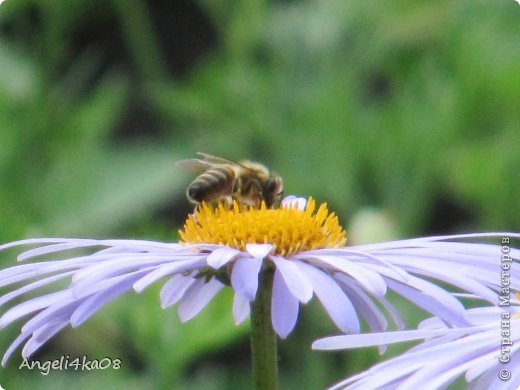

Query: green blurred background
[0,0,519,389]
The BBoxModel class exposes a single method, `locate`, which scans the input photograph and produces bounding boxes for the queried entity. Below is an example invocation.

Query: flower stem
[250,266,278,390]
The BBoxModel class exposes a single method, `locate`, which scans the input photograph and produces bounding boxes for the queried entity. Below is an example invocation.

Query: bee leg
[251,181,265,208]
[230,176,243,206]
[222,196,233,208]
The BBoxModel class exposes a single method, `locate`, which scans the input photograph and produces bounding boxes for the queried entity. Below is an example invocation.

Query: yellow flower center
[179,197,347,257]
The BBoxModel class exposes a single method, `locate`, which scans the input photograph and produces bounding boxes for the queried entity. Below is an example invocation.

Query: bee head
[263,174,284,207]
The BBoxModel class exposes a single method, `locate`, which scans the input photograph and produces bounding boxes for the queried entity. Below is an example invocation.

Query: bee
[178,153,283,208]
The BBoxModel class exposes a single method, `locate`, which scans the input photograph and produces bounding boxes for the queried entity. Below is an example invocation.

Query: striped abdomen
[187,167,236,204]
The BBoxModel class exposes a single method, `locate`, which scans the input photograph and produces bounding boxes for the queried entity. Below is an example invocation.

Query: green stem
[250,266,278,390]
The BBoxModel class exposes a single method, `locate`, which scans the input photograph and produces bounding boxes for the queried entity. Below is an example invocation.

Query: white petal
[16,241,101,261]
[333,350,427,390]
[303,248,410,282]
[405,276,465,315]
[387,279,468,327]
[71,266,147,300]
[331,329,494,390]
[178,278,224,322]
[245,243,273,259]
[0,290,74,329]
[463,307,503,326]
[396,264,497,304]
[231,257,262,301]
[22,317,69,358]
[70,273,143,327]
[306,255,387,296]
[296,262,360,334]
[399,337,493,389]
[2,331,31,366]
[464,352,498,381]
[133,259,204,293]
[71,254,174,291]
[338,281,388,333]
[0,260,85,288]
[207,247,240,269]
[160,274,195,308]
[313,328,462,350]
[271,256,313,303]
[233,293,250,325]
[377,252,504,296]
[271,268,299,338]
[19,300,79,338]
[0,271,75,307]
[281,196,306,210]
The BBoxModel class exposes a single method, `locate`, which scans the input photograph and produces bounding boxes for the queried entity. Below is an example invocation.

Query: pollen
[179,198,347,257]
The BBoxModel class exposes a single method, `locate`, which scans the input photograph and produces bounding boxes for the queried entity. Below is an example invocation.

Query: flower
[313,302,520,389]
[0,196,518,365]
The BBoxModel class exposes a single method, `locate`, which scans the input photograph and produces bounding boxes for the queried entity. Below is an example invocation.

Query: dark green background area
[0,1,518,389]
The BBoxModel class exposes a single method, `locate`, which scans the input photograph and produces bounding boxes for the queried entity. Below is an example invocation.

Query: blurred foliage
[0,0,519,389]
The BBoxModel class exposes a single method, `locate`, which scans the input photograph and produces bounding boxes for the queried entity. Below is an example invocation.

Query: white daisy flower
[313,302,520,389]
[0,196,518,366]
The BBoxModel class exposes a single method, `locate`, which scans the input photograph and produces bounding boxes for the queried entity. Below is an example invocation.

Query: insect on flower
[177,153,284,208]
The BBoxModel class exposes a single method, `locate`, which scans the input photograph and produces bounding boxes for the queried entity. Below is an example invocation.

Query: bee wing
[196,152,245,167]
[176,159,215,173]
[177,153,249,173]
